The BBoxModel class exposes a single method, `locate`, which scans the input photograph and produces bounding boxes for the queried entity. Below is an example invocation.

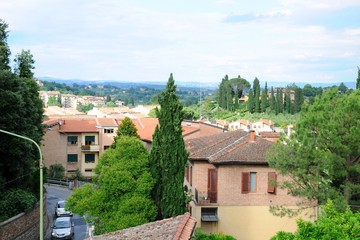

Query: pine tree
[149,74,189,219]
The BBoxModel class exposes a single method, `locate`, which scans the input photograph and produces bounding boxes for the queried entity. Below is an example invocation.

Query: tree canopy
[267,88,360,214]
[271,200,360,240]
[149,73,189,219]
[66,136,157,234]
[111,117,139,148]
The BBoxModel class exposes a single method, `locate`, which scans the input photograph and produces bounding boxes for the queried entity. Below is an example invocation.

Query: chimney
[250,130,256,142]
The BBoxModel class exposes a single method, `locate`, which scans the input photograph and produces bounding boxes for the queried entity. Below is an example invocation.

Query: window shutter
[267,172,277,194]
[242,172,250,194]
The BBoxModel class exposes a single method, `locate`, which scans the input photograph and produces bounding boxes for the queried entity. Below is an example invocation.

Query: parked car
[55,200,73,217]
[51,216,74,240]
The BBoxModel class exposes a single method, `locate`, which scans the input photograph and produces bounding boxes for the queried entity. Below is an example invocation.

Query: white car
[55,200,73,217]
[51,216,74,240]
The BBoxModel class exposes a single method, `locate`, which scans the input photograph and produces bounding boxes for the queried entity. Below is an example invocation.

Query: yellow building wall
[192,205,315,240]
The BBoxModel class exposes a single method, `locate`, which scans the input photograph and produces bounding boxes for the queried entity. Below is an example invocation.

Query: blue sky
[1,0,360,85]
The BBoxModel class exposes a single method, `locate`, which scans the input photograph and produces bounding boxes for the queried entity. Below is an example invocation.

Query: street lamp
[0,129,44,240]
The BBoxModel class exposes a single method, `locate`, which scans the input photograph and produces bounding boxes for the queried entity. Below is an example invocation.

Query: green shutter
[67,136,77,142]
[85,136,95,142]
[67,154,78,163]
[85,154,95,163]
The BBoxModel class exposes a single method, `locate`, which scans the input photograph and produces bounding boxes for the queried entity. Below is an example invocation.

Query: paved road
[45,185,89,240]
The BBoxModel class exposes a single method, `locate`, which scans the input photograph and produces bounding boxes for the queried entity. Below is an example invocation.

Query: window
[104,129,114,134]
[84,154,95,163]
[67,136,78,145]
[67,154,78,163]
[242,172,257,193]
[201,208,218,222]
[267,172,277,194]
[85,136,95,145]
[85,169,93,172]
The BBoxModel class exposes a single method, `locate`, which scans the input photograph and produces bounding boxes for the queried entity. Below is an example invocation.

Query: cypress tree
[0,19,11,71]
[149,73,189,219]
[253,78,260,113]
[248,88,254,113]
[270,87,275,112]
[260,82,268,113]
[357,66,360,90]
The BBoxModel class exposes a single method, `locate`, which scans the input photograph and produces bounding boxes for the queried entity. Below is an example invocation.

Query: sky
[1,0,360,85]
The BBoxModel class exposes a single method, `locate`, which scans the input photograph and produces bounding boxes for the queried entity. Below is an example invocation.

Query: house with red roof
[184,130,315,240]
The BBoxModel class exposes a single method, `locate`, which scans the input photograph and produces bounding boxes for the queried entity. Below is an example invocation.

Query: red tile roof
[89,213,196,240]
[58,119,98,132]
[96,118,117,127]
[186,130,274,165]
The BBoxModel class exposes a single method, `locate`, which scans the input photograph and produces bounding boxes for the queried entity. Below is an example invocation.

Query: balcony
[81,145,100,152]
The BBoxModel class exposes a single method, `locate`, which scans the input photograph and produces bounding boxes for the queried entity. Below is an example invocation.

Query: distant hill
[38,77,356,90]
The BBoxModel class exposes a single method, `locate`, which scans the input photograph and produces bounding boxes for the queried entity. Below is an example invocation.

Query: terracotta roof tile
[89,213,196,240]
[58,119,98,132]
[97,118,117,127]
[187,130,274,164]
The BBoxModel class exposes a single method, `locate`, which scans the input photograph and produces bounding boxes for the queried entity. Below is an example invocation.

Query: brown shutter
[267,172,277,194]
[185,167,189,182]
[208,169,217,203]
[190,166,193,186]
[242,172,250,194]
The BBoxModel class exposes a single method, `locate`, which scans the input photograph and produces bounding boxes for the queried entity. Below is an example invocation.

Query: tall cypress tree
[357,66,360,90]
[260,82,268,113]
[253,78,260,113]
[248,88,254,113]
[0,19,11,71]
[149,73,189,219]
[270,87,275,112]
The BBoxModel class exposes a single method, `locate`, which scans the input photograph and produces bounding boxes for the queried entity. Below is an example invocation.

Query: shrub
[0,189,37,222]
[48,163,65,179]
[194,228,237,240]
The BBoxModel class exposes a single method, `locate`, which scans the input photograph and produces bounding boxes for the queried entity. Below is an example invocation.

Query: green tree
[0,19,11,71]
[0,20,44,193]
[267,89,360,215]
[48,164,65,179]
[14,50,35,78]
[271,200,360,240]
[260,82,268,112]
[229,75,250,110]
[357,66,360,90]
[149,73,189,219]
[247,88,254,113]
[253,78,260,113]
[67,136,157,234]
[270,87,275,112]
[111,117,139,148]
[47,96,59,106]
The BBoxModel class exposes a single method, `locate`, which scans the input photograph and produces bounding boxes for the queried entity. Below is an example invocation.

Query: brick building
[184,130,315,240]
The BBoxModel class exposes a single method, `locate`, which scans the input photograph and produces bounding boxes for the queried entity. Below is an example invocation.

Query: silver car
[51,216,75,240]
[55,200,73,217]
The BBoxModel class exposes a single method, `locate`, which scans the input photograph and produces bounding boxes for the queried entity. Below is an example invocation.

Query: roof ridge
[189,131,244,157]
[173,212,190,240]
[208,135,248,162]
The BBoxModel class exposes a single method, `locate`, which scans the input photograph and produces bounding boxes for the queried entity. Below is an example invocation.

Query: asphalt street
[45,185,89,240]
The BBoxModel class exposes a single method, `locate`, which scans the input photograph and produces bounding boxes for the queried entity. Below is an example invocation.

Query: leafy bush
[271,200,360,240]
[0,189,37,222]
[48,163,65,179]
[194,228,237,240]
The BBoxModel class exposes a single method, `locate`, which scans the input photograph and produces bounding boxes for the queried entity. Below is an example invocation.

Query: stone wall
[0,197,48,240]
